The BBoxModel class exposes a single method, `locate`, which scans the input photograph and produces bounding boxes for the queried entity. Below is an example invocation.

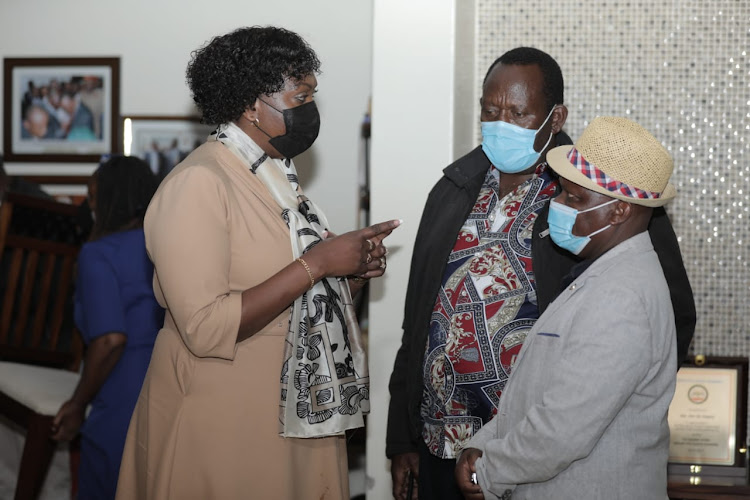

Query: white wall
[0,0,372,233]
[368,1,457,497]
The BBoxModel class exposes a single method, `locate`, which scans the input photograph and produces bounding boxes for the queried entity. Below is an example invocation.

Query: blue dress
[74,229,164,500]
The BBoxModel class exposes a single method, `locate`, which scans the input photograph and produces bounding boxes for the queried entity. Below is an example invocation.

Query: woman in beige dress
[115,26,399,500]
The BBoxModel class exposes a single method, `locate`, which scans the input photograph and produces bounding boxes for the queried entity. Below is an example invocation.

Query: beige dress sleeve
[144,164,241,360]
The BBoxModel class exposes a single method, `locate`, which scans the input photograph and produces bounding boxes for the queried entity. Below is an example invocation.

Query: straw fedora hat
[546,116,676,207]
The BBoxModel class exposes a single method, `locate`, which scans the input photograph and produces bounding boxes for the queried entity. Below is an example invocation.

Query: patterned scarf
[211,123,369,438]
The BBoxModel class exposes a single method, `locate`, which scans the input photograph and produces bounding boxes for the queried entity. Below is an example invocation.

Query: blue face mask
[547,198,618,255]
[481,106,557,173]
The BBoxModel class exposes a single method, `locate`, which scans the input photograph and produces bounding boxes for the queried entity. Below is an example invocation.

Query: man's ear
[609,200,633,226]
[551,105,568,134]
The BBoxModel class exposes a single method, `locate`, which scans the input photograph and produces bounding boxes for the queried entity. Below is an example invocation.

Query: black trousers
[418,441,463,500]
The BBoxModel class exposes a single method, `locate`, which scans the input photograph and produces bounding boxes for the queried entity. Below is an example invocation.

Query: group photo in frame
[3,57,120,163]
[123,116,215,179]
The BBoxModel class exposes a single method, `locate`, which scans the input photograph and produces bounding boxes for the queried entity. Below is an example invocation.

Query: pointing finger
[362,219,402,239]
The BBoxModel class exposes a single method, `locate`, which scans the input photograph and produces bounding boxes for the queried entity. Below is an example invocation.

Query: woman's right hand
[305,219,401,279]
[51,399,86,441]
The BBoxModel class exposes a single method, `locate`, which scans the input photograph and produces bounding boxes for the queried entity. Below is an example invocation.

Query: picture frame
[668,356,749,480]
[123,116,215,179]
[3,57,120,162]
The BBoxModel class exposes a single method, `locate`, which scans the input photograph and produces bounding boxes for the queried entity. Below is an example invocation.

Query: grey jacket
[465,232,676,500]
[385,146,694,460]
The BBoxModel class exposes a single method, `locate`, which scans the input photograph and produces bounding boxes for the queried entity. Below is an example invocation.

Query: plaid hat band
[567,147,662,200]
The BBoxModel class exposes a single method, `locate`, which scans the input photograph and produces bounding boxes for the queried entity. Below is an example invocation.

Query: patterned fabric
[212,123,369,438]
[567,147,662,200]
[421,163,557,458]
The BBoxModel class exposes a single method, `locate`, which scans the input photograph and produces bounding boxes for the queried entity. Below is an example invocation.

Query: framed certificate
[668,356,748,478]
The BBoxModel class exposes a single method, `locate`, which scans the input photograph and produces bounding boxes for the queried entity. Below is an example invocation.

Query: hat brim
[546,145,676,207]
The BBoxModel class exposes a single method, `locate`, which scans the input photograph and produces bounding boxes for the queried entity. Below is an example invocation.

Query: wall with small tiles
[476,0,749,437]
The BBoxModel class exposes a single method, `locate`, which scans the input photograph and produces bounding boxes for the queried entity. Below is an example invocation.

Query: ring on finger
[366,253,372,264]
[379,258,386,270]
[366,239,375,252]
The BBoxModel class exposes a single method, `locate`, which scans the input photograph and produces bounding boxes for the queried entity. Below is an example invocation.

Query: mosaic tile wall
[476,0,749,435]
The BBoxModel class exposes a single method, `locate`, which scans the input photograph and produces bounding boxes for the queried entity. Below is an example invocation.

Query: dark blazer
[385,144,696,459]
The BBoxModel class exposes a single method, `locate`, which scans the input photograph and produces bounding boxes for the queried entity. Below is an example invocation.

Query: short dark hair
[90,156,158,240]
[186,26,321,125]
[483,47,564,112]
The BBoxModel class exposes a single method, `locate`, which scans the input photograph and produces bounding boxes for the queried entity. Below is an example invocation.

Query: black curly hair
[90,156,158,241]
[483,47,564,113]
[186,26,321,125]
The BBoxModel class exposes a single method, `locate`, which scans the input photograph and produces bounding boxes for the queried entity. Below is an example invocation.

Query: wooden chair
[0,192,85,500]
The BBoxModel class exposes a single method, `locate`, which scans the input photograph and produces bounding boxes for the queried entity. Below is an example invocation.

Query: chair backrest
[0,192,85,371]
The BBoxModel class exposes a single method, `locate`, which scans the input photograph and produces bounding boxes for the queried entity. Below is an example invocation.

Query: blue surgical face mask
[481,106,557,173]
[547,198,618,255]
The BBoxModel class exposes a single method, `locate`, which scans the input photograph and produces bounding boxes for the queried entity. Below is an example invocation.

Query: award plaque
[668,356,748,480]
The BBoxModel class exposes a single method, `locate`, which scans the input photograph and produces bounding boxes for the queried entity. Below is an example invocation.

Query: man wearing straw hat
[456,116,678,500]
[388,47,695,500]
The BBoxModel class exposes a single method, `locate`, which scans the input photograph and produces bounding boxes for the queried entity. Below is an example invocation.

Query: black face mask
[258,99,320,159]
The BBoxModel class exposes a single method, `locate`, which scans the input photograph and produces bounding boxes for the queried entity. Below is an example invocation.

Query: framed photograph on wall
[123,116,215,179]
[3,57,120,162]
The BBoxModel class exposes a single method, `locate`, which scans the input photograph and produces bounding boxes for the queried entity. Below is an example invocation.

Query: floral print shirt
[420,163,557,459]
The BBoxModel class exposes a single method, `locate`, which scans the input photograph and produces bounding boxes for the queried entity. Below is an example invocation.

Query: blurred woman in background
[51,156,163,500]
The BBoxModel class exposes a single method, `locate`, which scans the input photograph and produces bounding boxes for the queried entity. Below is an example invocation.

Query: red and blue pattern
[420,163,557,459]
[567,147,661,200]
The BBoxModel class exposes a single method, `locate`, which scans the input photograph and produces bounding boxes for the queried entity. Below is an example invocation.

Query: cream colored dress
[115,142,349,500]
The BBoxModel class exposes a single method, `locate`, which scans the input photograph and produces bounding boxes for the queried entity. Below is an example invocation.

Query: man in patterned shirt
[387,47,695,500]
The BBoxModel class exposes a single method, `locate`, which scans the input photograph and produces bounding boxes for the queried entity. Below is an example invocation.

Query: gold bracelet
[296,258,315,290]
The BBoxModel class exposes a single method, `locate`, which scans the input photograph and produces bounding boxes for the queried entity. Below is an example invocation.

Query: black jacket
[385,146,696,458]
